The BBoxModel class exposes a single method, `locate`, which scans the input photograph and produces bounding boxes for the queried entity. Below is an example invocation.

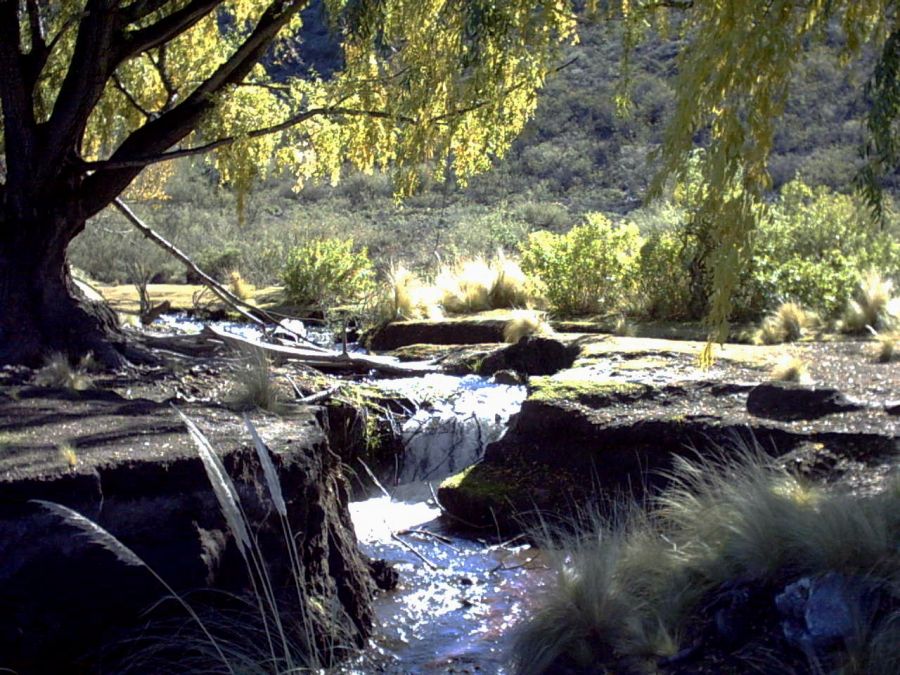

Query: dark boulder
[478,336,581,376]
[747,383,864,421]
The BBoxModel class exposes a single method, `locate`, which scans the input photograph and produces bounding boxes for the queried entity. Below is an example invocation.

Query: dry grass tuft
[34,353,93,391]
[385,264,443,321]
[842,270,899,333]
[228,271,255,301]
[230,349,283,413]
[757,302,814,344]
[503,310,553,343]
[770,355,811,383]
[489,251,531,309]
[436,257,495,314]
[511,448,900,675]
[875,332,896,363]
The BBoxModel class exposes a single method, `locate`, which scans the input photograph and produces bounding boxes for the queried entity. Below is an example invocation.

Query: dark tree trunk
[0,208,124,368]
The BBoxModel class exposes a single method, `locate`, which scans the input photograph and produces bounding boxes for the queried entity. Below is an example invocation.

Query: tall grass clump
[770,355,812,383]
[756,302,815,344]
[511,449,900,675]
[841,270,900,333]
[436,257,495,313]
[383,263,442,321]
[34,352,95,391]
[35,414,349,673]
[229,271,255,301]
[489,250,532,309]
[230,349,283,413]
[503,310,553,343]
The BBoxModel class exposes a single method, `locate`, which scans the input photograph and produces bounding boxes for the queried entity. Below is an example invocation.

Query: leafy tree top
[0,0,578,220]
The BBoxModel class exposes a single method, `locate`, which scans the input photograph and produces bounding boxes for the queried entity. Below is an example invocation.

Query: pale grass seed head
[770,355,811,383]
[489,251,531,309]
[231,348,283,413]
[757,302,813,344]
[228,271,255,301]
[437,258,494,314]
[35,352,93,391]
[842,270,899,333]
[503,310,553,343]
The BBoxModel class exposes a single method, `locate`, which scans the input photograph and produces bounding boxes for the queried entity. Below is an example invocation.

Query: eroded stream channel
[341,375,551,674]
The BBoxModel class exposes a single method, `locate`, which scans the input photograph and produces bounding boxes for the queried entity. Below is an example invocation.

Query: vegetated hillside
[72,19,885,286]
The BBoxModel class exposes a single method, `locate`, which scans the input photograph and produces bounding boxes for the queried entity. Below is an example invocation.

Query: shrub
[195,246,242,283]
[519,214,642,316]
[281,238,375,309]
[635,228,694,320]
[511,450,900,675]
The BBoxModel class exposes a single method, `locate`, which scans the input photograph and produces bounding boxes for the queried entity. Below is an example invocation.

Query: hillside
[72,18,887,285]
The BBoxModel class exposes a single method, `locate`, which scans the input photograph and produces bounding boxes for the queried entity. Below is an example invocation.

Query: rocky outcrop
[478,336,581,376]
[439,341,900,533]
[367,318,507,350]
[0,389,379,673]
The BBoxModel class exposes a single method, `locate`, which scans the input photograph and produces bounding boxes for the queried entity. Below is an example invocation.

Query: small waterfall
[374,374,527,486]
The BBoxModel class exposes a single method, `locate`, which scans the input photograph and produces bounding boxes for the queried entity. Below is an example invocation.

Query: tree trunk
[0,212,124,368]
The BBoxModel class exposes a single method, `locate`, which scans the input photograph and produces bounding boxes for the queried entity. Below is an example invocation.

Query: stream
[151,316,552,673]
[342,375,551,674]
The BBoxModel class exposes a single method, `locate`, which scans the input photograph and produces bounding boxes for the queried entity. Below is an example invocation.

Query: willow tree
[0,0,577,366]
[620,0,898,357]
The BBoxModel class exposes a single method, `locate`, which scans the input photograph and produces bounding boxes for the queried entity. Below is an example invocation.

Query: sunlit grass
[511,449,900,675]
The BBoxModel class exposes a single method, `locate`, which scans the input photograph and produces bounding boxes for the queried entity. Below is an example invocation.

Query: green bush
[519,214,642,316]
[281,237,375,309]
[636,229,695,319]
[735,180,900,320]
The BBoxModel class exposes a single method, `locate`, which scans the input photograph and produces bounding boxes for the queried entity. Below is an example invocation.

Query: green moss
[529,377,649,405]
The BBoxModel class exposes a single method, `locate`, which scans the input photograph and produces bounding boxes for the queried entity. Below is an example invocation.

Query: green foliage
[519,214,642,316]
[281,238,375,309]
[739,181,900,320]
[195,246,242,283]
[636,228,694,320]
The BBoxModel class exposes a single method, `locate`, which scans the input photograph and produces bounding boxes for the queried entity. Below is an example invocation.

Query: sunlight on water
[340,376,544,674]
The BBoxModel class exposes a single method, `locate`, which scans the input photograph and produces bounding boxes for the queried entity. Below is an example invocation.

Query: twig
[488,555,543,574]
[396,528,460,550]
[297,384,343,405]
[358,458,391,499]
[390,533,440,570]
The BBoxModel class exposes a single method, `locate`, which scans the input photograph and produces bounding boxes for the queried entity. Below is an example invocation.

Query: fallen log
[204,325,443,376]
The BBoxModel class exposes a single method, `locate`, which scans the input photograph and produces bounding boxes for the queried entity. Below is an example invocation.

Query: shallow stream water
[341,375,552,674]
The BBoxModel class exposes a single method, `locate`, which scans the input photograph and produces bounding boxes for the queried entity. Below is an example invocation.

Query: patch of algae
[528,376,649,405]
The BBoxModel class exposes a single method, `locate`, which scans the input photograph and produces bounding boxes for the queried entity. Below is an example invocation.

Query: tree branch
[81,0,309,217]
[84,105,413,170]
[112,72,153,119]
[120,0,220,58]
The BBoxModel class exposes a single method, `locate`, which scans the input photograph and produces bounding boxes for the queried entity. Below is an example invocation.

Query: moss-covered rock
[528,376,651,406]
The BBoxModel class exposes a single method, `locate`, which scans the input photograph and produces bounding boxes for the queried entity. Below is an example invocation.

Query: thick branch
[84,105,412,170]
[82,0,308,216]
[121,0,220,58]
[41,0,122,183]
[0,1,39,213]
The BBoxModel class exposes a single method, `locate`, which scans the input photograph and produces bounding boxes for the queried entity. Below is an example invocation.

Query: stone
[747,383,863,421]
[478,336,581,376]
[0,391,378,673]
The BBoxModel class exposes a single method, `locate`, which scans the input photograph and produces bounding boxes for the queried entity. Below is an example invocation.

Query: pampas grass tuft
[757,302,814,344]
[511,448,900,675]
[503,310,553,343]
[842,270,899,333]
[35,352,93,391]
[228,271,255,301]
[770,355,811,383]
[489,251,531,309]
